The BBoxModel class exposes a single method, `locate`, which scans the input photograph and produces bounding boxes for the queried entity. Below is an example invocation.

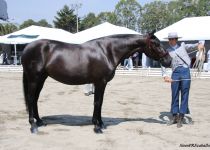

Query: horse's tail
[23,71,29,112]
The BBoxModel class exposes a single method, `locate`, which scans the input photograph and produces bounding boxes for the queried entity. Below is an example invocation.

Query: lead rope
[172,47,206,82]
[191,47,206,77]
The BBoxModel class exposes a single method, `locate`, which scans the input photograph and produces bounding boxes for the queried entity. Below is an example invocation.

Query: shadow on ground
[42,113,169,127]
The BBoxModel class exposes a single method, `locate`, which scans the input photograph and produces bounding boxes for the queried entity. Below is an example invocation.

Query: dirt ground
[0,72,210,150]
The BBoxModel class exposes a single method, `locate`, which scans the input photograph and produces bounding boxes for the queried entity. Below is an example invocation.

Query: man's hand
[164,76,173,83]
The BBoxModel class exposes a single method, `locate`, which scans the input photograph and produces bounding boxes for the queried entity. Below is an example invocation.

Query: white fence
[0,65,23,72]
[116,67,210,78]
[0,65,210,78]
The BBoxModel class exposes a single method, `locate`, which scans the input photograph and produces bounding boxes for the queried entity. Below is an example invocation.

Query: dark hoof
[100,123,107,129]
[177,123,183,128]
[94,126,103,134]
[30,127,38,134]
[36,120,47,127]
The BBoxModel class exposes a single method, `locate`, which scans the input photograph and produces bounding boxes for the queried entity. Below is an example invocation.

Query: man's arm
[184,41,205,53]
[161,66,172,82]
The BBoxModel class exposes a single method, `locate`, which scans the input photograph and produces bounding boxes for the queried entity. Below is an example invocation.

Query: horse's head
[143,31,171,67]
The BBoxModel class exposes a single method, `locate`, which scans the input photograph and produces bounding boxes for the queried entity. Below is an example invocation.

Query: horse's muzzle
[159,55,172,67]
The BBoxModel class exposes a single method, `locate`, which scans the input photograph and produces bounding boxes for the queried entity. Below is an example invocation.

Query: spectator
[207,50,210,71]
[123,56,133,70]
[133,52,139,68]
[2,50,9,65]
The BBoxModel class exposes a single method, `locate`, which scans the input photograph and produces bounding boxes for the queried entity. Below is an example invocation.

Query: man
[207,50,210,71]
[2,50,9,65]
[162,32,204,128]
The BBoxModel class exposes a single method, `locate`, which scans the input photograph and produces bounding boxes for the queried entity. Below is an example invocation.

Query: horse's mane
[35,34,145,46]
[87,34,144,42]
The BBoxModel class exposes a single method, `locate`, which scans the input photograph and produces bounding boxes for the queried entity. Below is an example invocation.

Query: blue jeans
[208,60,210,71]
[124,58,133,70]
[171,66,191,115]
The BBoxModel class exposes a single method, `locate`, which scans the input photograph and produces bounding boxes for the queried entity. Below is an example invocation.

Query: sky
[5,0,157,25]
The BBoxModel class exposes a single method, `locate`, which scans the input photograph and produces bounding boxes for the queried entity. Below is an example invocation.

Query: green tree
[0,23,18,35]
[140,0,210,33]
[197,0,210,16]
[80,11,119,31]
[0,23,4,35]
[165,0,210,25]
[53,5,77,33]
[79,13,99,31]
[37,19,52,28]
[114,0,141,31]
[19,19,37,29]
[141,1,169,33]
[97,12,118,24]
[19,19,52,29]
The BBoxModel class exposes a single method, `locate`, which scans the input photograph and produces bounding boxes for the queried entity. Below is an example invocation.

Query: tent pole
[14,44,17,65]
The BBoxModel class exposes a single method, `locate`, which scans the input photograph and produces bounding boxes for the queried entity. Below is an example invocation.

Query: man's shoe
[167,114,178,126]
[84,91,93,96]
[177,114,184,128]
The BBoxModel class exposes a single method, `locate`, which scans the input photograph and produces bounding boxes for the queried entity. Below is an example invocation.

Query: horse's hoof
[94,126,103,134]
[100,123,107,130]
[30,127,38,134]
[36,120,47,127]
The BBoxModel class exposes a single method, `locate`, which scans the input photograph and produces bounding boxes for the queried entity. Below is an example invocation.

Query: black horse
[21,32,171,134]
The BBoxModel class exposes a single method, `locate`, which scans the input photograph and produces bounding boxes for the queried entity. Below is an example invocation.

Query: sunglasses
[169,38,178,41]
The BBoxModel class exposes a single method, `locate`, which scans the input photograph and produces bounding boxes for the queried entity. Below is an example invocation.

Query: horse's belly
[49,71,90,85]
[46,58,114,85]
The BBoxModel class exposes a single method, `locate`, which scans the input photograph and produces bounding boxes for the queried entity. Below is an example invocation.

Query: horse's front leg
[92,82,107,133]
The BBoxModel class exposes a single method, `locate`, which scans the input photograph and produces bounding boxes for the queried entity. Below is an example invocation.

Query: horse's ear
[148,30,156,39]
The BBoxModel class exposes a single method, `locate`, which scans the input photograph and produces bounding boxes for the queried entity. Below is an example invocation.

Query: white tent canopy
[0,23,140,45]
[0,25,74,65]
[73,22,141,44]
[155,16,210,41]
[0,25,74,44]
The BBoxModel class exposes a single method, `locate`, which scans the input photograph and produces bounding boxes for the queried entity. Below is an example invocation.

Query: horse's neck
[111,35,146,67]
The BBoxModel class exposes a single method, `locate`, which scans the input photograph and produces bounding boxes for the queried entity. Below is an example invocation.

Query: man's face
[168,38,178,46]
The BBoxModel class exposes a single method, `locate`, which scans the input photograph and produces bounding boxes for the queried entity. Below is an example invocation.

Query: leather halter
[146,37,168,59]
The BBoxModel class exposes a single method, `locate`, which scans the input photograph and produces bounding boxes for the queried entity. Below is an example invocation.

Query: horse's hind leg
[92,82,107,133]
[27,79,40,133]
[33,74,48,127]
[25,73,46,133]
